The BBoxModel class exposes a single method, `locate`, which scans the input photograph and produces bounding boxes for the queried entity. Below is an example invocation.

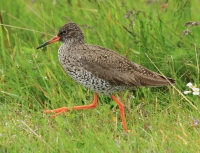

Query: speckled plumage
[55,23,174,95]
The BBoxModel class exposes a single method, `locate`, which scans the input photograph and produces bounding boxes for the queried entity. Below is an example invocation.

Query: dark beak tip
[36,35,60,50]
[36,42,49,50]
[36,46,43,50]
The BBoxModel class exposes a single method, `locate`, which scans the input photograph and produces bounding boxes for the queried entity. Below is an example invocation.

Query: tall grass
[0,0,200,152]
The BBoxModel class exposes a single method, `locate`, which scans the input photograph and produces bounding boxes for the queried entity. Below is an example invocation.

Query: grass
[0,0,200,152]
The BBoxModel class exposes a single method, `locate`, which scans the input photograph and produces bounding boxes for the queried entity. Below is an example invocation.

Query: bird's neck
[64,37,84,46]
[58,38,84,54]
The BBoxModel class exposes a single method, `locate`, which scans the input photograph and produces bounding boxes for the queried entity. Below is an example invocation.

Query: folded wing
[74,45,174,88]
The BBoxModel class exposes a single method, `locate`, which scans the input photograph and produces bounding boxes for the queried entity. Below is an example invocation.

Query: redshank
[37,22,175,131]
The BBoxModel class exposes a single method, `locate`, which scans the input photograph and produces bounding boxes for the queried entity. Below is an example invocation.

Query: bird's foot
[43,107,69,117]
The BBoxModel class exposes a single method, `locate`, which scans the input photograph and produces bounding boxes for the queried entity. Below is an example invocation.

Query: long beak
[36,35,60,49]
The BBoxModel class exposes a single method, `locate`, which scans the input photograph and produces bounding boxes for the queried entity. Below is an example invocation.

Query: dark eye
[62,30,67,34]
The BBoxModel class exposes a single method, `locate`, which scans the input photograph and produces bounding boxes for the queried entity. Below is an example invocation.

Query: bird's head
[37,22,84,49]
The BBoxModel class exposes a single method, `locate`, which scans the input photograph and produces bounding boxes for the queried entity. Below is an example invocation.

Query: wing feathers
[75,44,174,87]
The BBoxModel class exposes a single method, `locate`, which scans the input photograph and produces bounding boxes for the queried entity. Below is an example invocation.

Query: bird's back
[58,43,174,94]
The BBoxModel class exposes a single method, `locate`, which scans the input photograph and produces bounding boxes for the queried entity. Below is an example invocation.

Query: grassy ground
[0,0,200,152]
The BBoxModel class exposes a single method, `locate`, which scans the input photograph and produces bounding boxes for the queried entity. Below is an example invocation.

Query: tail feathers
[138,74,175,87]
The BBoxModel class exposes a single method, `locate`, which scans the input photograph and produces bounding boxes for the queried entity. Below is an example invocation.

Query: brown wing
[74,44,174,87]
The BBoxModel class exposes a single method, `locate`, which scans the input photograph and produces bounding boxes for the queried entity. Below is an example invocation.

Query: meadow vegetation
[0,0,200,152]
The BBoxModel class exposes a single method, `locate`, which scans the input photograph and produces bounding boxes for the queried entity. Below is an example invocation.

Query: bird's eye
[62,30,67,34]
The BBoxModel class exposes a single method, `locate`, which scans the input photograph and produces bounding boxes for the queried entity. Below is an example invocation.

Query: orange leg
[44,93,98,116]
[111,95,127,132]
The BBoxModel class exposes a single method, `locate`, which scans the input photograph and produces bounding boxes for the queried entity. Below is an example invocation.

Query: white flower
[193,92,200,95]
[186,82,193,88]
[183,82,199,96]
[192,87,200,95]
[184,91,192,95]
[192,88,199,92]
